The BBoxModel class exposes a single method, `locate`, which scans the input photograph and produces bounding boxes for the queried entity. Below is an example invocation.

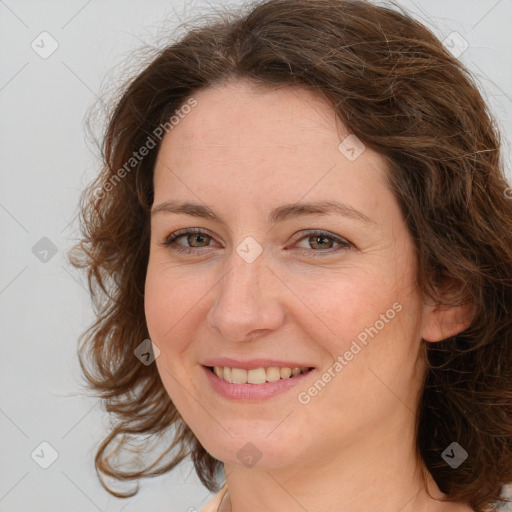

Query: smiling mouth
[207,365,314,384]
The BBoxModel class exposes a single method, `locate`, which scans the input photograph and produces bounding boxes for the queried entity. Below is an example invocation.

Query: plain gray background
[1,1,511,511]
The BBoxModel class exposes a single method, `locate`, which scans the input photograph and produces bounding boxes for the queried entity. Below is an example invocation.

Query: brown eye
[307,234,335,250]
[294,230,352,256]
[182,233,211,248]
[162,228,217,254]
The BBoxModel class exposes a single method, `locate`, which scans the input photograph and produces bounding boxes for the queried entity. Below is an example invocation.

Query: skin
[144,80,473,512]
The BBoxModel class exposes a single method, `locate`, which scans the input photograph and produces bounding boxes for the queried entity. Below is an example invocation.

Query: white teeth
[247,367,267,384]
[280,367,292,379]
[212,365,310,384]
[231,368,247,384]
[266,367,281,382]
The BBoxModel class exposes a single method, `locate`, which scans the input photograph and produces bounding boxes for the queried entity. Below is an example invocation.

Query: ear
[421,282,475,342]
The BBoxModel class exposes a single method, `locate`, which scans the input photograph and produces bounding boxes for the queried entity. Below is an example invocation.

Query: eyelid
[290,229,353,254]
[291,229,351,245]
[163,227,219,246]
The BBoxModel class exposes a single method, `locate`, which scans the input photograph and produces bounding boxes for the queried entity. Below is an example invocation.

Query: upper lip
[202,358,315,370]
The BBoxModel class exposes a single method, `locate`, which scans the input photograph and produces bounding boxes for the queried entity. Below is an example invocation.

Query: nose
[206,250,286,343]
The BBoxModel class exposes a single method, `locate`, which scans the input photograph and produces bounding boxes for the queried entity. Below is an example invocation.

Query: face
[145,80,430,470]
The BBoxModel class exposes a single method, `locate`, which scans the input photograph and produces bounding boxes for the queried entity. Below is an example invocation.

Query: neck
[220,419,451,512]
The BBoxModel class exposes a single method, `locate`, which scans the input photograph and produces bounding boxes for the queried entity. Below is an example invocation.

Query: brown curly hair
[69,0,512,510]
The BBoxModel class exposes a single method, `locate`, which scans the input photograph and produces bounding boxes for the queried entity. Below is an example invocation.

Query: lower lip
[202,365,315,401]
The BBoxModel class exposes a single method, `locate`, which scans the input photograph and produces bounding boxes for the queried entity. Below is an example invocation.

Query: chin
[196,424,303,469]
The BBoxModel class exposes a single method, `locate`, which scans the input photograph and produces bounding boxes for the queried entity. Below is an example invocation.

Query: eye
[292,230,352,256]
[160,228,217,255]
[159,228,353,257]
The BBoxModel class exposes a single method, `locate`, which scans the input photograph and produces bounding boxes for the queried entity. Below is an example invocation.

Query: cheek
[144,265,201,416]
[289,264,401,346]
[144,260,217,368]
[290,251,420,384]
[144,269,167,340]
[144,263,191,351]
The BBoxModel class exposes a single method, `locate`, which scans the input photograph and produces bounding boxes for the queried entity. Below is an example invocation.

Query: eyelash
[160,228,352,257]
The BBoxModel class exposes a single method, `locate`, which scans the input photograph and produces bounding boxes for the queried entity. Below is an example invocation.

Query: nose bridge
[207,248,284,341]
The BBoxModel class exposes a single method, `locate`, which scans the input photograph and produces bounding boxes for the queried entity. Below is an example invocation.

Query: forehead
[152,80,389,221]
[163,81,344,151]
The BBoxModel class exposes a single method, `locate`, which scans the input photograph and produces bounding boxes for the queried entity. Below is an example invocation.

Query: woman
[69,1,512,511]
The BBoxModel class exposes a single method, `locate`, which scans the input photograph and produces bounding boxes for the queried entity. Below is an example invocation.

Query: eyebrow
[151,200,375,226]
